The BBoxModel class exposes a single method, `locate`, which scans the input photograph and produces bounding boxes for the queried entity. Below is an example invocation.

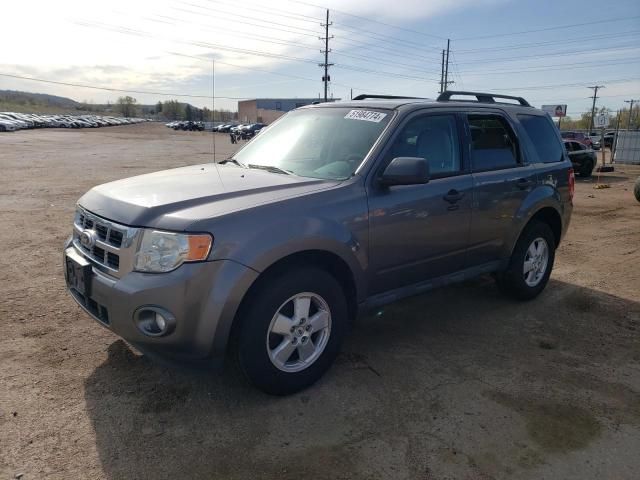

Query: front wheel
[236,268,347,395]
[497,221,556,300]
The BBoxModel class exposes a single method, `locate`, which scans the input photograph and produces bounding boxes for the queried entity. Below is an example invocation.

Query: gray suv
[64,91,574,395]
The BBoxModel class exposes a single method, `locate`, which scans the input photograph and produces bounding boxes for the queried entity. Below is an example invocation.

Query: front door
[367,112,472,295]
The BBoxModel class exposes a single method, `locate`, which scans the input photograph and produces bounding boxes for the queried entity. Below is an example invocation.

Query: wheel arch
[226,249,360,352]
[508,205,563,260]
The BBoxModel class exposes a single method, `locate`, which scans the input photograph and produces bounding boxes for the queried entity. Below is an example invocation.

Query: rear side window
[519,114,564,163]
[468,115,519,171]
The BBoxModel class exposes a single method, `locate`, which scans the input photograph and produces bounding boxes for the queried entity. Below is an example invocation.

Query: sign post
[594,113,610,166]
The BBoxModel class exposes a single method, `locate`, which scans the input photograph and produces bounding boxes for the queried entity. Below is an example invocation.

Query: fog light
[133,306,176,337]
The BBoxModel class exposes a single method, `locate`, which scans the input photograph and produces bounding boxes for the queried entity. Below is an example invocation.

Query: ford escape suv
[64,91,574,395]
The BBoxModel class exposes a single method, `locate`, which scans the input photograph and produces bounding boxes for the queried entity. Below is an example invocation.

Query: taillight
[568,168,575,200]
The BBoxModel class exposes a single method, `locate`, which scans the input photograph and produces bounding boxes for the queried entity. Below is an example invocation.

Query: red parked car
[560,131,593,148]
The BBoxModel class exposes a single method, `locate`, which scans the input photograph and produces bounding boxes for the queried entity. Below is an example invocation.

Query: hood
[78,163,339,230]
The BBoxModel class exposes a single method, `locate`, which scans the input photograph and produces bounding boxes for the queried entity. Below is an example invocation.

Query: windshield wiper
[219,158,246,168]
[247,164,293,175]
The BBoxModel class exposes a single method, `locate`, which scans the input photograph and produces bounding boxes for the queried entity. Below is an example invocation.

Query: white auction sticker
[344,110,387,123]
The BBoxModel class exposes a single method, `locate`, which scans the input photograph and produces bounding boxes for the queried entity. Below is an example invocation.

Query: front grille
[70,289,110,325]
[107,252,120,269]
[73,207,139,278]
[108,229,123,247]
[77,213,124,248]
[93,245,106,262]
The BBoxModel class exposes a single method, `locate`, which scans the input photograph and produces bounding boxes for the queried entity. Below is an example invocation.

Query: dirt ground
[1,123,639,480]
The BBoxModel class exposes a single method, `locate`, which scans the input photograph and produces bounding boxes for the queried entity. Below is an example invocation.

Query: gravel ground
[1,123,639,480]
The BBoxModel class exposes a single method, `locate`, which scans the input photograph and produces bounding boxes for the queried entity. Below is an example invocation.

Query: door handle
[443,189,465,204]
[516,178,533,189]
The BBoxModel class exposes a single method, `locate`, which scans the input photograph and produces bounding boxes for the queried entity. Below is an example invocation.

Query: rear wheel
[634,177,640,203]
[236,267,347,395]
[497,221,556,300]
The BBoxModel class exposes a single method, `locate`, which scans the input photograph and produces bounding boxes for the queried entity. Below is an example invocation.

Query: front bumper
[64,239,258,364]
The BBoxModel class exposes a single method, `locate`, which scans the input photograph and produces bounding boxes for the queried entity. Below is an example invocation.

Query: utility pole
[440,49,445,94]
[444,39,451,92]
[587,85,604,133]
[624,99,638,130]
[319,9,333,103]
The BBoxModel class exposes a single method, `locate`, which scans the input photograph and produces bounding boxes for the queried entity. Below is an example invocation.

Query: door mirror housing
[379,157,430,187]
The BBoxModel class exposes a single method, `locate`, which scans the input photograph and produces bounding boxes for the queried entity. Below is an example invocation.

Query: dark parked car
[564,140,596,177]
[64,91,573,395]
[604,131,616,148]
[244,123,266,138]
[561,131,593,148]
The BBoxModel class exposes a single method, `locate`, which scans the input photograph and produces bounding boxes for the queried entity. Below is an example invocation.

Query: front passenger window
[386,114,460,177]
[468,115,519,171]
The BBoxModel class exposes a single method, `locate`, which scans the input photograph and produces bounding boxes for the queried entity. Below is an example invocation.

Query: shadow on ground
[84,278,640,480]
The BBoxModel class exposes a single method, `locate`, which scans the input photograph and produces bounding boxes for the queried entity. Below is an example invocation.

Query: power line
[148,13,321,51]
[330,36,445,67]
[331,50,441,78]
[76,20,441,84]
[454,42,639,65]
[280,0,446,40]
[168,51,389,96]
[172,3,321,38]
[167,51,319,83]
[458,58,640,76]
[0,72,248,99]
[331,23,442,53]
[463,77,638,93]
[454,30,640,54]
[454,15,640,41]
[202,0,324,25]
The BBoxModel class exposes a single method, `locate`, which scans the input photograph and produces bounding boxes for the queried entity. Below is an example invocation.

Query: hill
[0,89,84,113]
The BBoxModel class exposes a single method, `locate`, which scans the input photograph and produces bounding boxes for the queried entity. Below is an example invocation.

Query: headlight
[134,229,213,273]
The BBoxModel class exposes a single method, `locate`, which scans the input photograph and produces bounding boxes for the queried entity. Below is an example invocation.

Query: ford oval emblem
[79,229,97,249]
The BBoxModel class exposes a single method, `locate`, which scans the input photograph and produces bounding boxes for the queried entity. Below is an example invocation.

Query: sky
[2,0,639,116]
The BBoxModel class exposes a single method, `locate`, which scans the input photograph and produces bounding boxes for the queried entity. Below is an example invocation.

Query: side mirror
[379,157,430,187]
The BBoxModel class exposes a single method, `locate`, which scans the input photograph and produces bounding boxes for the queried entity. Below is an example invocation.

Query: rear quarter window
[518,114,564,163]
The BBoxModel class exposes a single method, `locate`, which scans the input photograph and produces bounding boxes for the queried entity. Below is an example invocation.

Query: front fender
[212,215,368,303]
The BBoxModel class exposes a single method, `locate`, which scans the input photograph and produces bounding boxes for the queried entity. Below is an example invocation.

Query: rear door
[366,111,472,294]
[466,112,537,266]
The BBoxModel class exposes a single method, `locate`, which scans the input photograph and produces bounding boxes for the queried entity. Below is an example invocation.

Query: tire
[579,159,594,178]
[634,177,640,203]
[496,221,556,301]
[235,267,347,395]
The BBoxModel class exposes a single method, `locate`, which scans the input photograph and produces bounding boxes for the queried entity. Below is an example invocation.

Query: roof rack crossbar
[437,91,530,107]
[352,94,426,101]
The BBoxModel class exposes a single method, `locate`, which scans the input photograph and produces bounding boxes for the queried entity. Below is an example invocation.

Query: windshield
[232,107,392,180]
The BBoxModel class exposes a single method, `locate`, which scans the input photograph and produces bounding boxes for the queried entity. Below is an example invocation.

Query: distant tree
[202,107,211,122]
[162,100,183,120]
[616,105,640,130]
[156,101,163,114]
[116,96,137,118]
[185,104,194,121]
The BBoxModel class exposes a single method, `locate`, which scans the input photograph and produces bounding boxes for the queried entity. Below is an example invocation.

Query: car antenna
[211,56,224,189]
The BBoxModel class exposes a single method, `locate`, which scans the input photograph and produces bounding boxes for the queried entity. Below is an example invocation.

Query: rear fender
[503,185,562,257]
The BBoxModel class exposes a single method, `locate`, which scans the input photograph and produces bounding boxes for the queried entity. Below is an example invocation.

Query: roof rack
[437,91,530,107]
[352,94,426,101]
